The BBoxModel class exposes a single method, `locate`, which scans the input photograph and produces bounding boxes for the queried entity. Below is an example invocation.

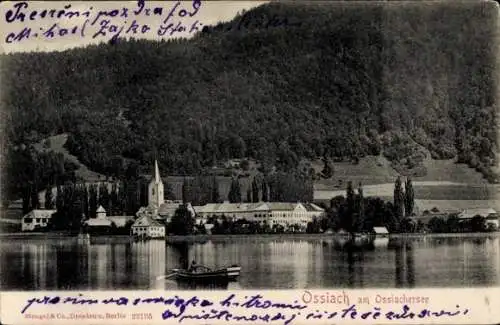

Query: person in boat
[189,260,197,272]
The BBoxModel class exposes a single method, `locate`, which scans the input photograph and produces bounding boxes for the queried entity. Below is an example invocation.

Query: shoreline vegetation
[1,232,498,242]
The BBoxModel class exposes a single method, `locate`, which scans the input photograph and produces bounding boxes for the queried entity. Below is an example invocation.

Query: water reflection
[0,235,499,290]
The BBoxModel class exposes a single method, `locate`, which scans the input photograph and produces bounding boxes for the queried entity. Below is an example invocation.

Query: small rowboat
[169,265,241,282]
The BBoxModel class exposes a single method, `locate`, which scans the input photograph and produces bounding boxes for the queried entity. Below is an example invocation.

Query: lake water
[0,235,499,291]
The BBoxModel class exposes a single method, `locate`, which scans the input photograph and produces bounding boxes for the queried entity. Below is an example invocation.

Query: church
[131,160,195,238]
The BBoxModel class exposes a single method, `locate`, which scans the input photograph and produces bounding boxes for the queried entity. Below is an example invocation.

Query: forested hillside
[1,1,498,203]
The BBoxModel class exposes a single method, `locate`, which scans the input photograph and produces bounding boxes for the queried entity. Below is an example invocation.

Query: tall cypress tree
[56,185,64,213]
[394,176,405,221]
[30,182,40,210]
[228,177,242,203]
[246,188,252,203]
[211,177,220,203]
[82,185,89,219]
[356,183,365,232]
[118,181,127,215]
[98,183,110,212]
[346,181,355,233]
[22,186,31,214]
[182,178,188,203]
[404,178,415,217]
[88,184,98,218]
[251,177,260,202]
[261,179,269,202]
[110,183,119,215]
[45,185,54,209]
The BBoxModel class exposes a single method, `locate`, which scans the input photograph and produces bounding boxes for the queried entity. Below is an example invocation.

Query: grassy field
[314,156,489,189]
[34,134,106,182]
[315,183,498,200]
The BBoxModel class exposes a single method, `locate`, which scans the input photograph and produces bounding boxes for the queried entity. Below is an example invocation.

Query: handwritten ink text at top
[4,0,203,44]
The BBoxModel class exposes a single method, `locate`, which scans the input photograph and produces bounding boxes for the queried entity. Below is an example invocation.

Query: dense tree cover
[427,215,496,233]
[1,1,498,205]
[1,145,79,211]
[46,181,136,231]
[167,204,195,235]
[322,177,418,234]
[178,172,312,205]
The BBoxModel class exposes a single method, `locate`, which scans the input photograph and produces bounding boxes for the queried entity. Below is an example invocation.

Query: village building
[21,209,56,232]
[130,215,166,239]
[83,205,134,233]
[372,226,389,236]
[457,208,499,228]
[193,201,325,231]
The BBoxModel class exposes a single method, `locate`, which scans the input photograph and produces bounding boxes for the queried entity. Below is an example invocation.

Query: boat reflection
[156,277,242,290]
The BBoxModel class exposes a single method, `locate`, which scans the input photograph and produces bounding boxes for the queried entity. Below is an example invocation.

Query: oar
[156,272,179,280]
[156,273,176,280]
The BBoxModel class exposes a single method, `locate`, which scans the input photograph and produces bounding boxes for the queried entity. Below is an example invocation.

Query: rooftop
[194,202,325,214]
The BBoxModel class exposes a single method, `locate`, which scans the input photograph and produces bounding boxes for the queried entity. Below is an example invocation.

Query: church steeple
[154,159,161,183]
[148,160,164,209]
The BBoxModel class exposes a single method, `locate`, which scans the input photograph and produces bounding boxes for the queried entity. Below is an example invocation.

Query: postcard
[0,0,499,324]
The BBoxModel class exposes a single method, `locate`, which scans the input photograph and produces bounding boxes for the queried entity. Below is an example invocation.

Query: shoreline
[1,232,498,242]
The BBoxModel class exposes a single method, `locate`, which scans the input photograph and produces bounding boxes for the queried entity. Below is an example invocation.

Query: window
[36,218,41,223]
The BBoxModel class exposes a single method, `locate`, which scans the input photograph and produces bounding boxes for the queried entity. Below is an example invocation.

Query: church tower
[148,160,164,208]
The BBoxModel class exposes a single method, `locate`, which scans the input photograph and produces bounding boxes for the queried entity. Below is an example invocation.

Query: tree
[44,185,54,209]
[98,183,110,212]
[88,184,98,218]
[393,176,405,221]
[56,185,64,213]
[404,178,415,216]
[168,204,195,235]
[118,182,128,215]
[345,181,355,233]
[110,183,119,215]
[400,217,417,233]
[182,178,188,203]
[356,183,365,232]
[30,182,40,210]
[211,177,220,203]
[246,188,252,203]
[261,179,269,202]
[321,156,334,178]
[470,215,486,232]
[428,216,446,233]
[251,177,261,202]
[306,216,321,233]
[82,185,89,219]
[228,177,242,203]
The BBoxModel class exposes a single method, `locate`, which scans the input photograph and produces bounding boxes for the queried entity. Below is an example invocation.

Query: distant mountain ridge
[1,1,498,199]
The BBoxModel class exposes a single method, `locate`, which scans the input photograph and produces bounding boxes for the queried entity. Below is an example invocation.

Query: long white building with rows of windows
[193,201,326,229]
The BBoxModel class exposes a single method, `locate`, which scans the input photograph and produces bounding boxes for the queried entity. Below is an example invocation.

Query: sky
[0,1,267,53]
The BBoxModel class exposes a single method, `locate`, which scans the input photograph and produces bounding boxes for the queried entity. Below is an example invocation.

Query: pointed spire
[154,160,161,183]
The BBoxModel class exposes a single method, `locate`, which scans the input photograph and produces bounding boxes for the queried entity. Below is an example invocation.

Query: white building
[21,209,56,231]
[84,205,134,230]
[130,215,165,239]
[193,202,325,230]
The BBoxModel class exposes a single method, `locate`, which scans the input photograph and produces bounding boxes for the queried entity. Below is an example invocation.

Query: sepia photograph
[0,0,499,293]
